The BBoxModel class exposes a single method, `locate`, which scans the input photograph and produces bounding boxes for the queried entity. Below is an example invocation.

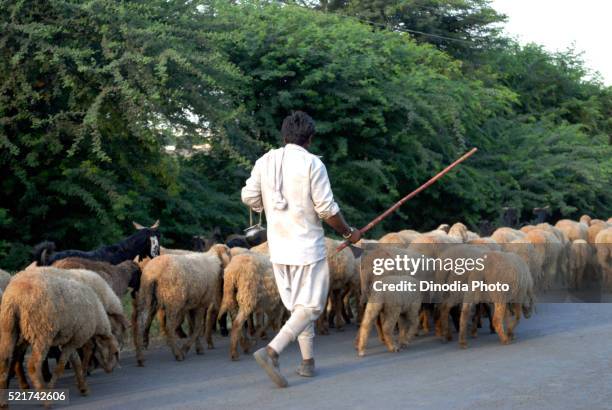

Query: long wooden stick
[337,147,478,253]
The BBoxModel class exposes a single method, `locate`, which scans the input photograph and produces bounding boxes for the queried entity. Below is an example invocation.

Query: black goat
[33,221,161,266]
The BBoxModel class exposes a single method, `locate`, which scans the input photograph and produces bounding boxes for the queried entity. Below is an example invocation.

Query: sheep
[408,233,461,335]
[595,228,612,288]
[317,238,360,334]
[218,251,283,360]
[467,237,502,251]
[523,228,565,289]
[491,227,525,243]
[135,244,231,365]
[587,220,609,245]
[0,271,119,402]
[501,239,545,291]
[0,270,10,293]
[355,246,423,357]
[51,257,141,298]
[160,247,196,256]
[535,223,568,245]
[435,244,489,347]
[378,230,422,246]
[250,241,269,255]
[448,222,479,242]
[37,267,129,345]
[378,232,411,246]
[555,219,588,242]
[580,214,592,226]
[230,247,250,257]
[437,248,534,347]
[436,224,450,233]
[569,239,594,289]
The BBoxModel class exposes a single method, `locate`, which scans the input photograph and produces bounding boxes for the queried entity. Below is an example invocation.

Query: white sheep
[218,251,283,360]
[135,244,231,365]
[0,270,119,402]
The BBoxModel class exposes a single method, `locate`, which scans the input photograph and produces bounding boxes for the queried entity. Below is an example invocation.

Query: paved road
[34,304,612,409]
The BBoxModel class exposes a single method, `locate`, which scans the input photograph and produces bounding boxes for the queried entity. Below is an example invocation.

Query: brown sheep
[135,244,231,365]
[569,239,593,289]
[535,223,568,245]
[491,227,525,243]
[317,238,360,334]
[250,241,269,255]
[555,219,588,242]
[218,251,283,360]
[502,239,545,291]
[523,228,565,289]
[587,221,609,245]
[52,257,141,298]
[0,271,119,401]
[356,246,423,357]
[378,232,411,246]
[438,248,534,347]
[595,228,612,288]
[467,237,502,251]
[579,215,592,226]
[448,222,479,242]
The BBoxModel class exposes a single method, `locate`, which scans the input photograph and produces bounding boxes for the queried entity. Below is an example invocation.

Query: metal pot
[244,210,267,247]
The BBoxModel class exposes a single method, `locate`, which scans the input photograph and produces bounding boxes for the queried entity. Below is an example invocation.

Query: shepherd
[241,111,361,387]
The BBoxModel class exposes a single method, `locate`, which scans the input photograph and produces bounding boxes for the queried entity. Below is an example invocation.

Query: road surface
[31,304,612,409]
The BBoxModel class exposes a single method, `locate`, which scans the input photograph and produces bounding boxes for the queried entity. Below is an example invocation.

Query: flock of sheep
[0,215,610,407]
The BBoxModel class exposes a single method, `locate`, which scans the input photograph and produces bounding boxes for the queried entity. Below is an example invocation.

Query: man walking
[241,111,361,388]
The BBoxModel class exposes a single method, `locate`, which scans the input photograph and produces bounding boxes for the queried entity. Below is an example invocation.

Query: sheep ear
[151,220,160,230]
[133,221,145,230]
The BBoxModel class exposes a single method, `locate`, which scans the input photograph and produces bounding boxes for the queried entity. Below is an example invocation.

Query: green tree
[0,0,244,269]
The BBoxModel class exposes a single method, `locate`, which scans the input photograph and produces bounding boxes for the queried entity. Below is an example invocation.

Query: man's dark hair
[281,111,315,146]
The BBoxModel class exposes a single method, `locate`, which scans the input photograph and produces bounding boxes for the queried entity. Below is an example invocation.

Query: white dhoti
[268,258,330,359]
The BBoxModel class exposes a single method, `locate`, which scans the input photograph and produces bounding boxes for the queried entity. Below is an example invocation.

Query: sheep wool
[0,270,119,399]
[135,244,230,365]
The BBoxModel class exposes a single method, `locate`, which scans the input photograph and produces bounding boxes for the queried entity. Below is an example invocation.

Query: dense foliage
[1,0,610,270]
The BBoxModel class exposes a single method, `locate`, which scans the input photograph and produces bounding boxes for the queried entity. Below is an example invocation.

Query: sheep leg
[230,308,250,361]
[317,297,330,335]
[398,306,420,349]
[506,303,521,340]
[485,303,495,334]
[69,352,89,396]
[47,347,75,390]
[181,308,204,357]
[458,303,474,349]
[419,307,430,335]
[492,303,510,345]
[218,312,229,337]
[333,289,346,331]
[13,344,30,390]
[204,305,217,349]
[187,310,204,355]
[247,314,256,337]
[81,340,95,377]
[375,312,386,344]
[27,344,50,395]
[438,303,452,343]
[341,287,353,324]
[356,302,383,357]
[381,307,401,353]
[163,309,185,361]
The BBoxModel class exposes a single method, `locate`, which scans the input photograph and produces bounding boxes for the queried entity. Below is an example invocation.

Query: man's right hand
[347,228,362,244]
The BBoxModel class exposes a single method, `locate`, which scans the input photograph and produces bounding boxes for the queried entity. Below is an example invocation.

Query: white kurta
[241,143,340,266]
